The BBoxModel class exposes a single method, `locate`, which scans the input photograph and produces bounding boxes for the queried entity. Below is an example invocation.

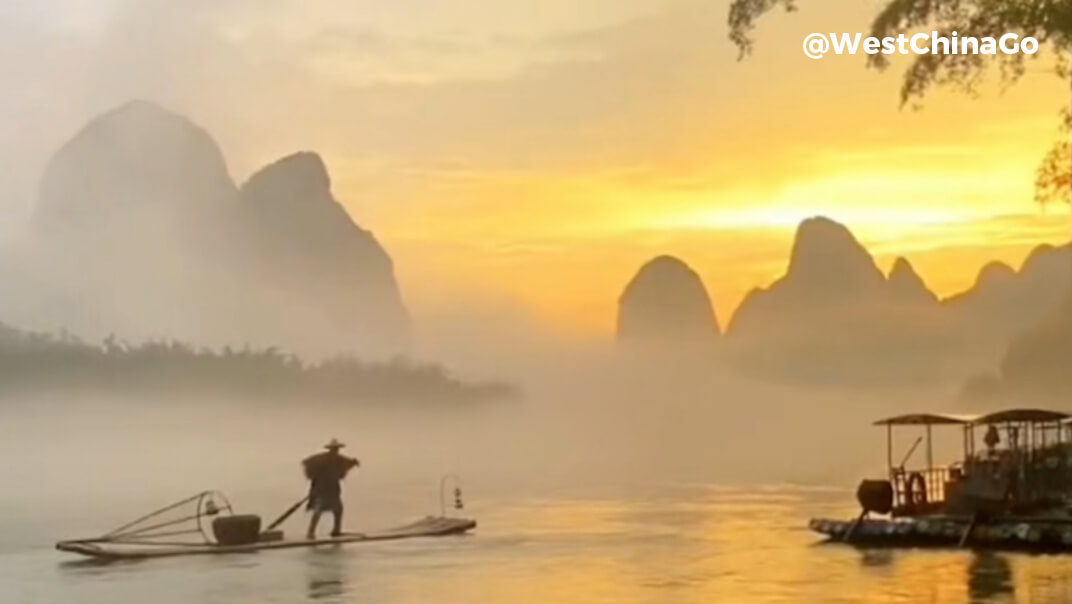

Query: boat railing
[891,466,955,511]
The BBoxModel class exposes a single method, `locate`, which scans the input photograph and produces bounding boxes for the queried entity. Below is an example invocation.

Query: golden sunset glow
[323,1,1072,334]
[2,0,1070,335]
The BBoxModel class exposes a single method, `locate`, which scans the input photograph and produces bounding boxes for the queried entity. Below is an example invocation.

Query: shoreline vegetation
[0,323,519,404]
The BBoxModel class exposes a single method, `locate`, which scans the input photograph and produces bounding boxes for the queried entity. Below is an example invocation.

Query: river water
[4,391,1072,603]
[7,484,1072,604]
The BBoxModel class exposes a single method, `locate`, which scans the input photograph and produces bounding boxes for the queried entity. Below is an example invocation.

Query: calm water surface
[4,396,1072,603]
[6,485,1072,604]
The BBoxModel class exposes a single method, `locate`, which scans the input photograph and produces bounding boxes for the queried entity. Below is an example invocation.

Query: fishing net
[64,491,239,549]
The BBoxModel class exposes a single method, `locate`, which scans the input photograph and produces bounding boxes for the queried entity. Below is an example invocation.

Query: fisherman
[303,439,360,539]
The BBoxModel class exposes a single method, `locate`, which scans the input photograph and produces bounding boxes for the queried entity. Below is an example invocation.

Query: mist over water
[4,366,1072,604]
[0,345,959,540]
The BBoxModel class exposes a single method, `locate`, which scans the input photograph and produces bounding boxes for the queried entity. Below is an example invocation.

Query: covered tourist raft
[56,477,474,560]
[810,409,1072,551]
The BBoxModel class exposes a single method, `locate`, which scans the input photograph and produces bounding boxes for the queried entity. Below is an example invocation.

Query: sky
[0,0,1069,335]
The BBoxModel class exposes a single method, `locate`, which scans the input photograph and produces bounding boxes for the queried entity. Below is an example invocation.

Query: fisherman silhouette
[302,439,359,539]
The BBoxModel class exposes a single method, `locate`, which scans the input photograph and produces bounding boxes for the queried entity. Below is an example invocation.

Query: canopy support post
[886,425,893,477]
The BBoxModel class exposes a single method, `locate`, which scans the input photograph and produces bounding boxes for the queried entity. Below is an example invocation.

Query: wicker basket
[212,515,262,546]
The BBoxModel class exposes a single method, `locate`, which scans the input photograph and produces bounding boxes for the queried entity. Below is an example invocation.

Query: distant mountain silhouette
[725,217,951,384]
[782,216,888,299]
[997,300,1072,399]
[616,255,720,348]
[959,245,1072,404]
[27,101,240,341]
[35,100,235,235]
[945,244,1071,345]
[16,101,410,358]
[961,302,1072,405]
[718,216,1070,385]
[236,152,410,354]
[728,217,886,337]
[888,257,938,305]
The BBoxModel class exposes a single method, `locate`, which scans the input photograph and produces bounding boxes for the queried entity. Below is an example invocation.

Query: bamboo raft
[56,483,476,561]
[810,515,1072,551]
[58,516,477,560]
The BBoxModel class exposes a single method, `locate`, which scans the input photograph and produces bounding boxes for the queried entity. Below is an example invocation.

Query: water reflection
[305,549,349,602]
[21,485,1072,604]
[967,553,1013,603]
[857,549,893,569]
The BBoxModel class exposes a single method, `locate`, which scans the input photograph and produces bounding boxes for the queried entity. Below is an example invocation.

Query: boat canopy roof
[971,409,1071,425]
[873,413,977,426]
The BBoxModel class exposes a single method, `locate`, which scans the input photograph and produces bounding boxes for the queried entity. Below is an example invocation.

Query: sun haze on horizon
[0,0,1069,336]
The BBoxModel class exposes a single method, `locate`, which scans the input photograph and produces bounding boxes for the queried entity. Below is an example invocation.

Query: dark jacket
[302,451,358,507]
